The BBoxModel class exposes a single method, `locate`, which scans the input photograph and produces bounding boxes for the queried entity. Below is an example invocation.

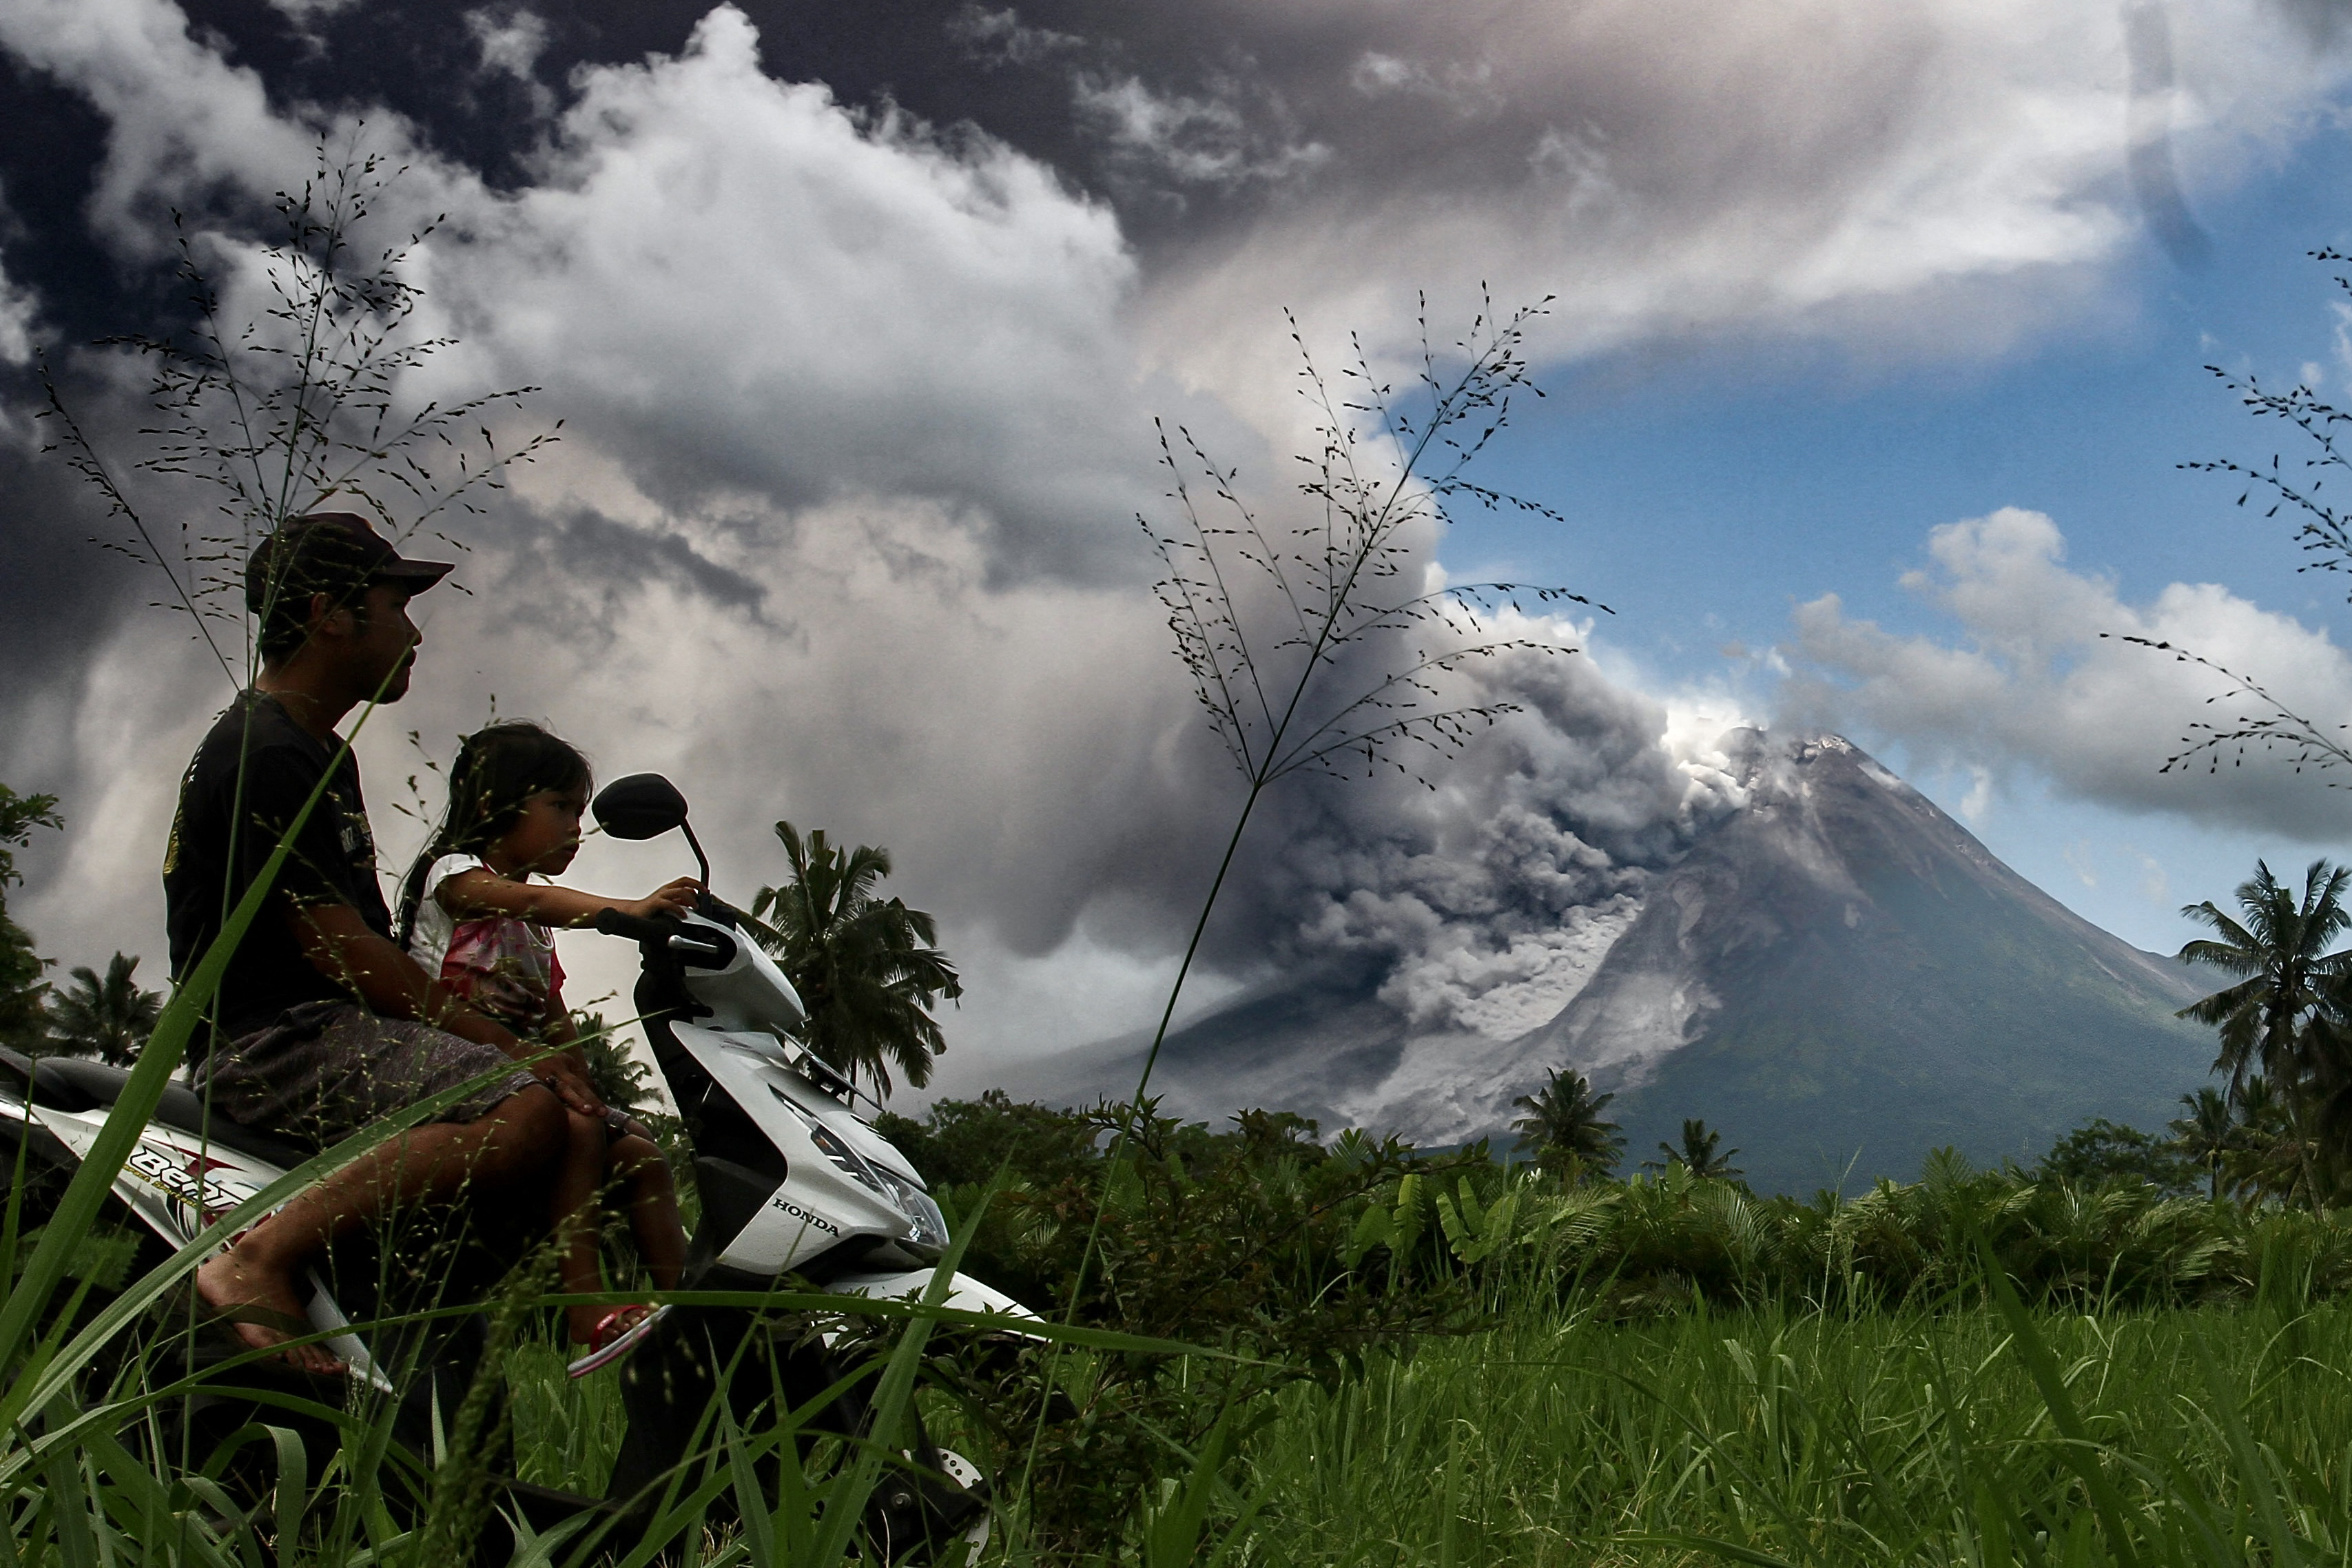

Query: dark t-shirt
[163,691,393,1042]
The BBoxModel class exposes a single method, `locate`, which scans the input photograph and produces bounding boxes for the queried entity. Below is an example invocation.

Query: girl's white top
[406,852,562,1033]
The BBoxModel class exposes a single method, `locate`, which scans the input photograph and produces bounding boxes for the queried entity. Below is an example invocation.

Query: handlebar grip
[594,908,675,942]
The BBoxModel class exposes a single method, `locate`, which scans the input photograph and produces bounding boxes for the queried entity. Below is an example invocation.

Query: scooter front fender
[824,1268,1040,1331]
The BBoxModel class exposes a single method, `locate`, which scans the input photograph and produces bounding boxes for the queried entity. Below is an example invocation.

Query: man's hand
[535,1054,606,1117]
[292,903,605,1114]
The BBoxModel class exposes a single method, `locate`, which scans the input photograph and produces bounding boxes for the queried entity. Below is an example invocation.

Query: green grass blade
[1616,1533,1799,1568]
[2187,1330,2309,1566]
[806,1178,1001,1568]
[0,1053,554,1460]
[719,1402,774,1568]
[1974,1237,2143,1568]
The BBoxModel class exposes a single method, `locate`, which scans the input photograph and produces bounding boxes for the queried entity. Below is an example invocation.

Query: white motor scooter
[581,772,1029,1550]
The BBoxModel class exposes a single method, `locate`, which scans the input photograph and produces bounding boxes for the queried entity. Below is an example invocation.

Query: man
[165,513,601,1372]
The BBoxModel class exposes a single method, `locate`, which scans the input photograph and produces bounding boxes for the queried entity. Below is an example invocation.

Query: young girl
[398,721,700,1348]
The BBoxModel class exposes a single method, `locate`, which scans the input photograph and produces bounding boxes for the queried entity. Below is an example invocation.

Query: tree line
[0,784,161,1063]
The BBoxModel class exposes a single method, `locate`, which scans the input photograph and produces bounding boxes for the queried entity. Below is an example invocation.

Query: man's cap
[244,513,455,615]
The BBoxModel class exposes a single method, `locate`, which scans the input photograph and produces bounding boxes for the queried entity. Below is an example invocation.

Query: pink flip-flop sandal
[566,1303,672,1379]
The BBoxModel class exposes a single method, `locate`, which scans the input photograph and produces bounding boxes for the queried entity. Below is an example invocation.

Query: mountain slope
[990,734,2220,1193]
[1527,735,2212,1192]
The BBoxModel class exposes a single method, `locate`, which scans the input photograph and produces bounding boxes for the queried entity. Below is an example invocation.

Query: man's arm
[291,902,604,1115]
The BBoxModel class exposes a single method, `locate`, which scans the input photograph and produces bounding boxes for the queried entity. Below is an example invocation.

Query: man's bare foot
[194,1248,344,1376]
[570,1302,650,1350]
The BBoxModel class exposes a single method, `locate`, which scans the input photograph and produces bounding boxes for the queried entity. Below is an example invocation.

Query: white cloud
[1073,72,1330,194]
[947,6,1082,70]
[1960,765,1994,822]
[0,0,315,260]
[1783,506,2352,843]
[416,8,1168,578]
[467,7,547,79]
[466,7,554,116]
[0,251,32,367]
[1126,0,2349,404]
[0,0,1740,1080]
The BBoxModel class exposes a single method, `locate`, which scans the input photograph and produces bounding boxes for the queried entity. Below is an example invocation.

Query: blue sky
[1437,121,2352,953]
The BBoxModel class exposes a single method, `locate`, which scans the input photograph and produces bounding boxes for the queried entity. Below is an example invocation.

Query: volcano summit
[993,733,2215,1193]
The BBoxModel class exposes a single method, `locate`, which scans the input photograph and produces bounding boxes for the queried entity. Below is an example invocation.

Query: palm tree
[0,783,61,1050]
[2169,1086,2236,1202]
[1647,1117,1743,1181]
[2227,1074,2302,1206]
[2178,859,2352,1207]
[45,952,163,1066]
[570,1011,657,1118]
[1509,1068,1622,1181]
[751,821,962,1097]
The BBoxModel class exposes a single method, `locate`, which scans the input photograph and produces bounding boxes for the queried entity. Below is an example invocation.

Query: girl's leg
[553,1108,612,1344]
[607,1133,688,1290]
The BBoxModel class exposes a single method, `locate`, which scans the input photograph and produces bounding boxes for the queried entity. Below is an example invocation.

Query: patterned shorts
[198,1001,545,1144]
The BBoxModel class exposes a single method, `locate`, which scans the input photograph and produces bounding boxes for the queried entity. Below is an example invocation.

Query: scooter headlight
[769,1085,947,1248]
[875,1168,950,1252]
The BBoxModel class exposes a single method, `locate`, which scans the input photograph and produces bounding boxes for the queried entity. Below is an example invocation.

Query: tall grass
[1239,1282,2352,1565]
[484,1255,2352,1566]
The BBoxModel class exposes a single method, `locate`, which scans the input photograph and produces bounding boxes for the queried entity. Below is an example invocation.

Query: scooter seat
[25,1055,317,1171]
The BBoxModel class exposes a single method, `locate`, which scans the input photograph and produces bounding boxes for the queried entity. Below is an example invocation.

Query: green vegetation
[570,1008,661,1118]
[0,783,61,1049]
[1512,1067,1626,1180]
[44,953,165,1064]
[841,1090,2352,1559]
[885,1094,2352,1330]
[0,785,164,1062]
[1647,1117,1743,1182]
[482,1086,2352,1564]
[2039,1117,2200,1197]
[2176,859,2352,1208]
[1239,1287,2352,1566]
[505,1275,2352,1565]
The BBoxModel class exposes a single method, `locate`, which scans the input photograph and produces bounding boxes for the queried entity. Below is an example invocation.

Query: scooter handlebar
[594,907,673,942]
[592,909,734,964]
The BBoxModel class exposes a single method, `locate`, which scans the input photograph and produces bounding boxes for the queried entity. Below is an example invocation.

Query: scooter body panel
[6,1094,395,1386]
[672,1022,949,1275]
[24,1100,276,1247]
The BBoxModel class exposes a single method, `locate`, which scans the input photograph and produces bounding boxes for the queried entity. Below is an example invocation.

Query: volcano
[989,734,2217,1194]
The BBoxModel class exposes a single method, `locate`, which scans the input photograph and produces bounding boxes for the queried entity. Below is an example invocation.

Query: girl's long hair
[395,722,592,951]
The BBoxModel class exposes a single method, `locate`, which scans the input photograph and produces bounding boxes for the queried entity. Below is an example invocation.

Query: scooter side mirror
[593,774,691,840]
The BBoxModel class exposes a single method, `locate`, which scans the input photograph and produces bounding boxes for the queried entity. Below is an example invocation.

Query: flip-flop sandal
[590,1305,650,1349]
[203,1303,347,1374]
[205,1301,309,1334]
[566,1303,672,1379]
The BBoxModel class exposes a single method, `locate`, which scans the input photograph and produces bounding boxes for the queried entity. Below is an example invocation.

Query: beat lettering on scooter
[125,1144,256,1215]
